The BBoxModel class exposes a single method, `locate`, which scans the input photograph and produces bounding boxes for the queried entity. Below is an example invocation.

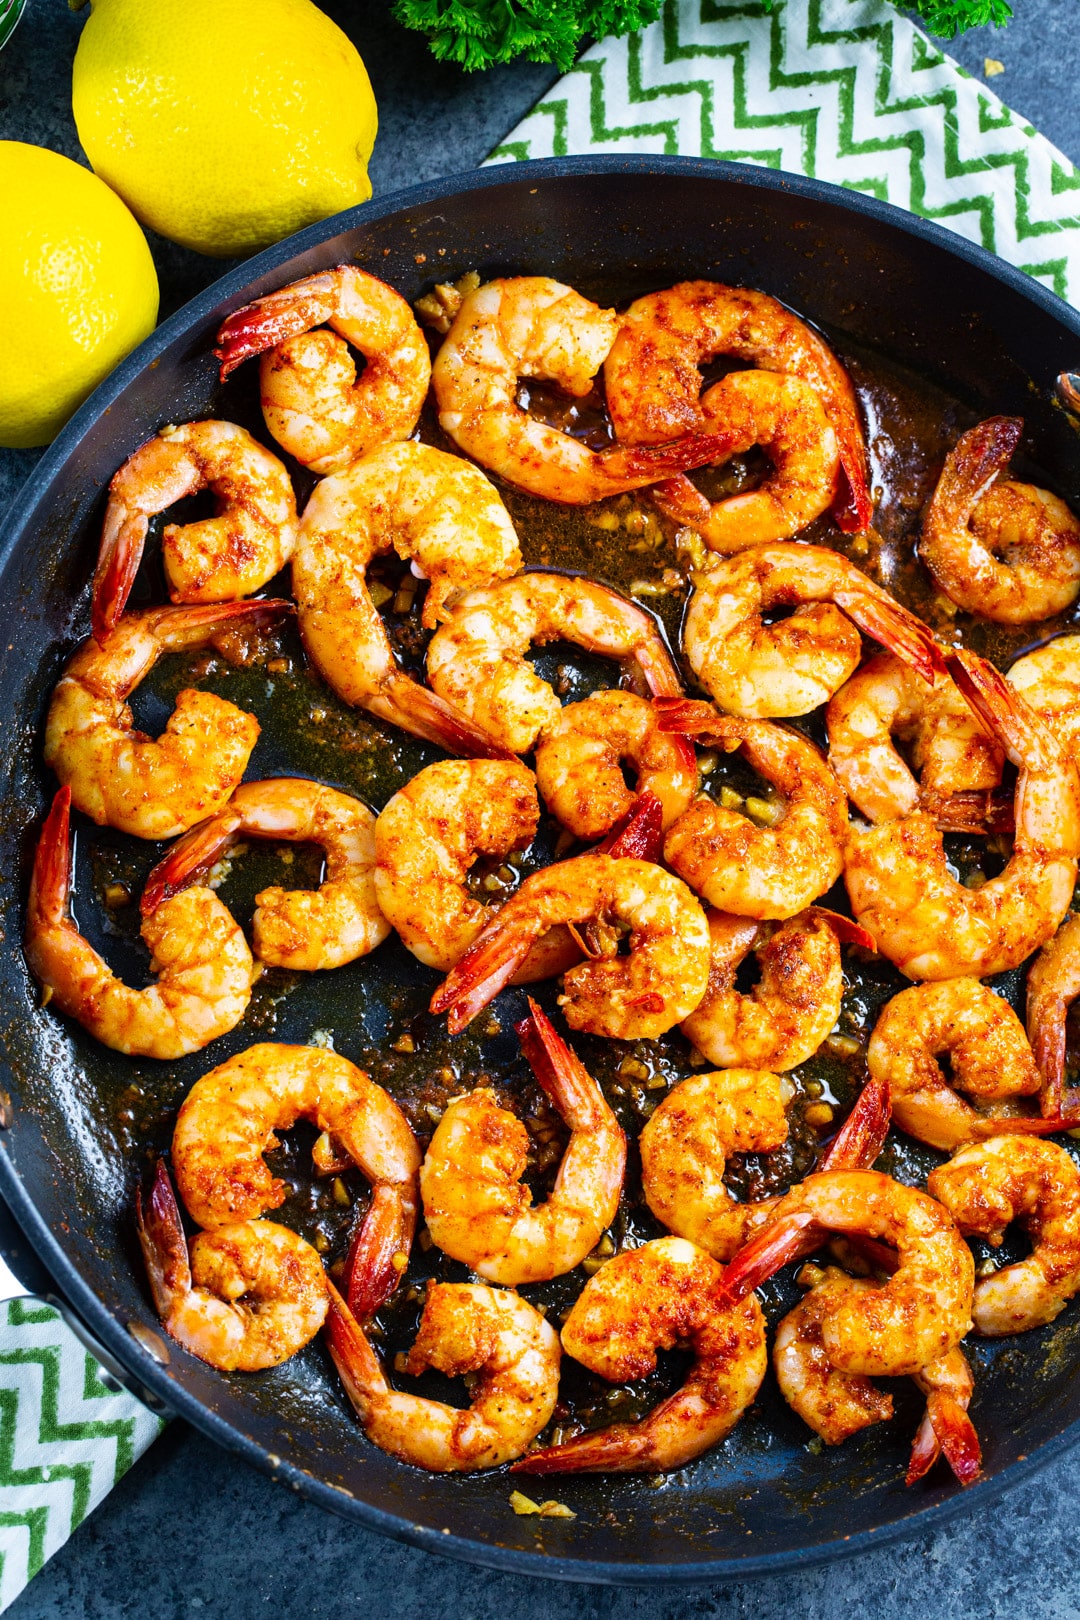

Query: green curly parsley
[391,0,662,72]
[905,0,1014,38]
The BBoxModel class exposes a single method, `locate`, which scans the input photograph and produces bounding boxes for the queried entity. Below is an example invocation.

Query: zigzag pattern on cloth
[0,1299,162,1613]
[487,0,1080,305]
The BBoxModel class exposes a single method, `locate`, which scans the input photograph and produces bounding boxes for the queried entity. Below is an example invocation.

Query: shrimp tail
[141,811,242,916]
[1029,993,1071,1118]
[805,907,877,952]
[597,792,663,860]
[837,591,943,687]
[946,647,1051,764]
[820,1077,891,1172]
[517,998,596,1120]
[27,786,73,934]
[652,695,738,743]
[135,1158,191,1318]
[343,1184,414,1323]
[324,1280,390,1412]
[214,274,338,377]
[907,1391,981,1488]
[369,675,516,761]
[833,454,874,536]
[933,417,1022,521]
[93,508,147,645]
[511,1424,651,1474]
[927,788,1015,837]
[148,597,294,652]
[430,917,540,1033]
[630,636,683,699]
[600,430,745,490]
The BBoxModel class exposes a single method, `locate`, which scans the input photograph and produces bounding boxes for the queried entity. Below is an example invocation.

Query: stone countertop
[2,1,1080,1614]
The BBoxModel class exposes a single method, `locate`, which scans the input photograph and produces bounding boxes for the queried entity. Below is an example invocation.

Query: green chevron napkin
[486,0,1080,307]
[0,1293,163,1612]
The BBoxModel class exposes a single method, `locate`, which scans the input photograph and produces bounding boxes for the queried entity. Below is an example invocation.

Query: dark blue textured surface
[2,1,1080,1612]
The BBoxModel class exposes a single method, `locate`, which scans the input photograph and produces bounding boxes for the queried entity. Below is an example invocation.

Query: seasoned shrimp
[682,544,941,719]
[513,1236,766,1474]
[682,907,874,1072]
[373,758,576,980]
[431,276,738,504]
[604,280,871,531]
[1027,911,1080,1116]
[25,788,254,1059]
[534,689,698,839]
[430,853,711,1040]
[866,979,1047,1152]
[137,1160,327,1372]
[425,573,682,756]
[921,418,1080,623]
[421,1001,626,1284]
[44,600,286,840]
[723,1169,975,1376]
[845,649,1080,979]
[327,1280,560,1472]
[1007,634,1080,757]
[826,652,1005,828]
[658,701,848,918]
[928,1136,1080,1334]
[142,778,390,973]
[648,370,841,550]
[214,266,431,475]
[92,421,298,641]
[293,441,523,757]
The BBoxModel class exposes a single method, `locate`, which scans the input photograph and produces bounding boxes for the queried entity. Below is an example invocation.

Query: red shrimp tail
[820,1078,891,1172]
[970,1111,1080,1138]
[135,1158,191,1318]
[1029,994,1067,1118]
[372,675,515,761]
[908,1391,981,1488]
[906,1407,941,1485]
[719,1210,822,1304]
[832,452,874,535]
[946,647,1048,764]
[804,907,876,953]
[512,1425,649,1474]
[840,592,943,687]
[653,696,733,742]
[597,793,663,860]
[324,1279,388,1410]
[517,998,600,1123]
[344,1185,414,1323]
[141,811,242,917]
[603,428,743,486]
[214,280,336,377]
[649,474,716,531]
[430,920,537,1032]
[938,418,1022,512]
[145,596,294,652]
[92,509,148,645]
[28,786,73,933]
[927,788,1015,837]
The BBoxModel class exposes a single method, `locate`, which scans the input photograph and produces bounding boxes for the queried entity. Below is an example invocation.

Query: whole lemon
[72,0,378,258]
[0,142,159,449]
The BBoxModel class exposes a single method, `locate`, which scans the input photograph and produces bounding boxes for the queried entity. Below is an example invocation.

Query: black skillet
[2,157,1080,1586]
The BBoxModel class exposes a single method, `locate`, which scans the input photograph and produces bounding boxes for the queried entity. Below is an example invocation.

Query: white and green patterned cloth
[487,0,1080,308]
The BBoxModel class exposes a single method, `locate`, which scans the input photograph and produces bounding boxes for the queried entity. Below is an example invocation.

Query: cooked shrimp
[682,907,874,1071]
[826,652,1005,827]
[682,544,941,718]
[373,758,575,980]
[512,1236,766,1474]
[420,1001,626,1284]
[326,1280,560,1472]
[25,788,253,1059]
[845,649,1080,979]
[431,276,738,504]
[534,689,698,839]
[142,778,390,973]
[866,979,1047,1152]
[44,600,286,841]
[648,370,841,550]
[1007,634,1080,756]
[293,441,523,757]
[723,1169,974,1376]
[658,701,848,918]
[928,1136,1080,1334]
[921,418,1080,623]
[137,1160,327,1372]
[214,266,431,475]
[1027,911,1080,1117]
[92,421,298,642]
[430,852,711,1040]
[604,280,871,531]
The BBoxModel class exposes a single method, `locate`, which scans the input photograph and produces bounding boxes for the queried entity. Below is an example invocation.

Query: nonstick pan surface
[3,157,1080,1585]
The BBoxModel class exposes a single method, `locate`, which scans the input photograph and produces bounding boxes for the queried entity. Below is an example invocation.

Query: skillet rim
[2,152,1080,1585]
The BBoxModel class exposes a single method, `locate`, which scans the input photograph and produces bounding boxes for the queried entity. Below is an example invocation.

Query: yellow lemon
[0,142,159,449]
[72,0,378,259]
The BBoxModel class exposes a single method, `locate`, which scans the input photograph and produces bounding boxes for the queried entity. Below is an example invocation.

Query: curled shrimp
[865,979,1054,1152]
[928,1136,1080,1335]
[293,441,523,757]
[137,1159,327,1372]
[1027,912,1080,1117]
[723,1169,974,1376]
[431,276,737,504]
[92,421,298,642]
[845,649,1080,979]
[430,852,711,1040]
[25,788,254,1059]
[826,652,1005,829]
[214,266,431,475]
[426,572,683,755]
[647,371,841,550]
[1008,634,1080,757]
[682,544,941,719]
[921,418,1080,624]
[44,600,287,841]
[604,280,871,531]
[142,778,390,972]
[658,700,848,919]
[534,689,698,839]
[682,907,874,1072]
[512,1236,766,1474]
[420,1001,626,1284]
[774,1263,980,1487]
[327,1280,560,1472]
